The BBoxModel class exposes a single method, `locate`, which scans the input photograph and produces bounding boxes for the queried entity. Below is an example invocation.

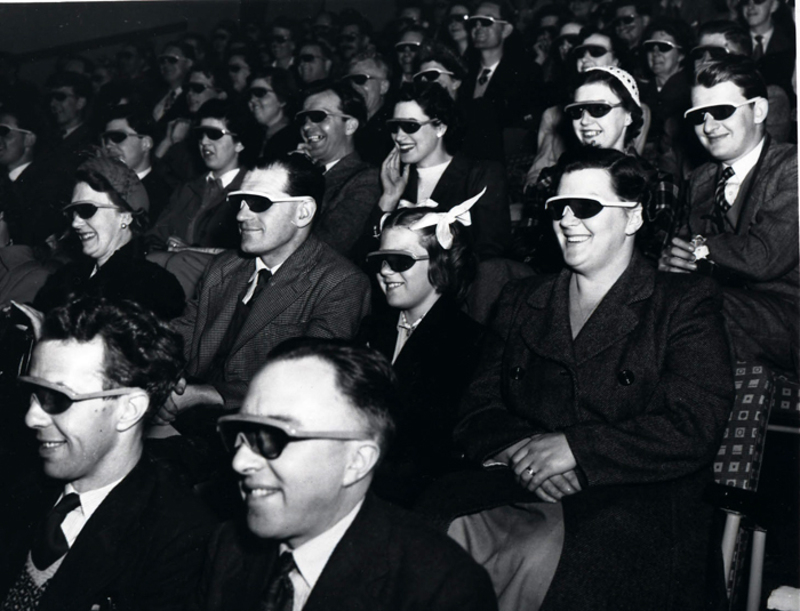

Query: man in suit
[660,56,798,375]
[298,81,380,259]
[190,338,498,611]
[460,0,542,161]
[0,296,215,611]
[345,52,395,166]
[740,0,795,99]
[44,71,94,172]
[162,154,371,425]
[101,105,173,225]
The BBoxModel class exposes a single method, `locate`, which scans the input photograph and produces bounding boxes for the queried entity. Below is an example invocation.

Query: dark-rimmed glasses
[101,131,145,145]
[299,53,323,64]
[386,119,438,134]
[545,195,639,220]
[365,250,430,274]
[295,109,353,125]
[194,126,237,141]
[689,46,730,63]
[228,191,307,213]
[343,73,380,86]
[188,82,211,94]
[683,99,759,125]
[413,69,455,84]
[613,15,637,26]
[643,40,681,53]
[564,101,622,120]
[249,87,275,99]
[158,54,181,65]
[395,42,422,53]
[19,375,143,415]
[573,44,610,58]
[63,201,120,220]
[217,414,368,459]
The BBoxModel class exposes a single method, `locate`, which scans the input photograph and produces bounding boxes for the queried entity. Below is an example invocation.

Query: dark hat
[74,156,149,213]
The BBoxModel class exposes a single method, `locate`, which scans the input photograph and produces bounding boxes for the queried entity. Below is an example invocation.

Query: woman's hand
[659,237,697,273]
[166,235,189,251]
[11,301,44,340]
[378,147,410,212]
[531,470,583,503]
[509,433,578,494]
[167,118,191,145]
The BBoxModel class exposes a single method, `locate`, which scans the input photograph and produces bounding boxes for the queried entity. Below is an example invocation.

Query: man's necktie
[164,89,177,114]
[713,166,735,233]
[31,493,81,570]
[477,68,491,86]
[752,35,765,62]
[208,269,272,382]
[261,552,297,611]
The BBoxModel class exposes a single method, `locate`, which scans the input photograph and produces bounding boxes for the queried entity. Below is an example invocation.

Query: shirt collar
[63,123,83,139]
[252,255,282,279]
[479,59,501,74]
[280,499,364,592]
[8,161,32,181]
[63,474,126,521]
[136,167,152,180]
[752,28,774,47]
[726,136,765,181]
[397,310,425,332]
[207,168,239,189]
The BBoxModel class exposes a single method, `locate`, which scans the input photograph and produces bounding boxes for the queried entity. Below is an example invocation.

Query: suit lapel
[688,164,717,236]
[732,136,771,234]
[571,255,653,365]
[230,237,319,354]
[322,153,361,213]
[428,156,469,210]
[519,271,575,366]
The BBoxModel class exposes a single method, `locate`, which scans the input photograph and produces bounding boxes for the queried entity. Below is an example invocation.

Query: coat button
[617,370,635,386]
[511,367,525,380]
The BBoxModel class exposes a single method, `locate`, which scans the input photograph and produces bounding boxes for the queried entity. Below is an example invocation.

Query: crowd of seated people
[0,0,796,609]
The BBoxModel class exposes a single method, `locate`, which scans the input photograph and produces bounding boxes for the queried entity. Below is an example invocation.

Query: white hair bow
[409,187,486,249]
[398,198,440,209]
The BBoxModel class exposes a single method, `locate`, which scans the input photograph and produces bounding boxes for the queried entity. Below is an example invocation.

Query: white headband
[408,187,486,249]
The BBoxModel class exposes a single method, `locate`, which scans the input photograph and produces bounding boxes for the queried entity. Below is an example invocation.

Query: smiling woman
[32,157,185,322]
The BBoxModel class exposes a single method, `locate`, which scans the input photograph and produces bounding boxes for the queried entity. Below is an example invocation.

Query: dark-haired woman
[376,81,511,260]
[27,157,184,324]
[358,199,484,507]
[447,148,732,611]
[247,67,300,163]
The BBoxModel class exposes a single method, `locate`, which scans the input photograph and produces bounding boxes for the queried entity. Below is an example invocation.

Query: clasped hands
[658,237,698,274]
[489,433,581,503]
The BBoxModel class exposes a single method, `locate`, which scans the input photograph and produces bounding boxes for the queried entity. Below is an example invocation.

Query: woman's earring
[121,222,128,229]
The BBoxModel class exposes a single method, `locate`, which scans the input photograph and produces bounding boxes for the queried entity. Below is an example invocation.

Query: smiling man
[660,56,798,375]
[298,82,380,259]
[0,297,214,611]
[163,155,371,429]
[189,338,498,611]
[345,51,395,166]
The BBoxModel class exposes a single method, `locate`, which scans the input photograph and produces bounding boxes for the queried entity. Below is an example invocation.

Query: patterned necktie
[752,35,764,61]
[31,493,81,570]
[477,68,491,86]
[261,552,296,611]
[715,166,735,214]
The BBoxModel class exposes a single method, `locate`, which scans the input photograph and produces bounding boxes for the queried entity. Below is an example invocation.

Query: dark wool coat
[454,253,734,611]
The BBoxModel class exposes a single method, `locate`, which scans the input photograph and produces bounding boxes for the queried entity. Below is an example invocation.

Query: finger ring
[526,467,535,475]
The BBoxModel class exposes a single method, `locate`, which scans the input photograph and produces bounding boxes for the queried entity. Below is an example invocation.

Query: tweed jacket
[453,253,733,611]
[174,234,371,409]
[188,494,498,611]
[313,151,380,259]
[146,169,246,250]
[683,136,798,305]
[0,457,215,611]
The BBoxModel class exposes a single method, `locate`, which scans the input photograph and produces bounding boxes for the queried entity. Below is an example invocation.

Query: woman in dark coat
[30,157,184,322]
[359,198,484,507]
[447,149,733,611]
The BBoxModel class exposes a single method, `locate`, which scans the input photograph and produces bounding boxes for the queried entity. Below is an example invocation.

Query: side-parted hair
[265,338,397,453]
[574,69,643,145]
[381,207,477,302]
[418,41,468,81]
[261,154,325,208]
[302,81,368,131]
[693,55,767,100]
[106,104,157,138]
[39,296,185,420]
[557,147,653,208]
[396,81,464,154]
[697,20,752,56]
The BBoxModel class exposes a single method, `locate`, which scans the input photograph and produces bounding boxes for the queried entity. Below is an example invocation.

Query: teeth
[566,236,590,243]
[306,135,322,143]
[41,441,63,448]
[248,487,277,498]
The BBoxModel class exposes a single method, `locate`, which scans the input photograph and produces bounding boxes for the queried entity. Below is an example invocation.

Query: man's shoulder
[327,153,379,185]
[303,236,368,280]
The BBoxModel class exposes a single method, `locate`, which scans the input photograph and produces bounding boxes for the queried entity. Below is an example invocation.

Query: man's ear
[344,116,359,136]
[625,206,644,235]
[235,140,245,154]
[24,132,36,150]
[75,96,87,112]
[116,391,150,432]
[379,78,390,96]
[501,22,514,40]
[342,440,380,486]
[753,96,769,125]
[141,135,153,153]
[294,198,317,227]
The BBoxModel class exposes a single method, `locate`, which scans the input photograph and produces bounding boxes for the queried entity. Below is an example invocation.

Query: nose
[559,205,580,226]
[579,110,592,125]
[71,211,84,229]
[232,441,266,474]
[702,113,719,133]
[236,201,253,221]
[379,260,395,276]
[24,396,51,430]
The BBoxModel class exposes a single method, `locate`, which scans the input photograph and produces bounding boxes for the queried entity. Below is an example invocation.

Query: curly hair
[39,296,185,421]
[381,207,476,302]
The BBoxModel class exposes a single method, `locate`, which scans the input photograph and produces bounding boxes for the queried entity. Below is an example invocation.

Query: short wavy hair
[574,69,643,146]
[39,296,185,421]
[395,81,464,154]
[381,207,477,302]
[694,54,767,100]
